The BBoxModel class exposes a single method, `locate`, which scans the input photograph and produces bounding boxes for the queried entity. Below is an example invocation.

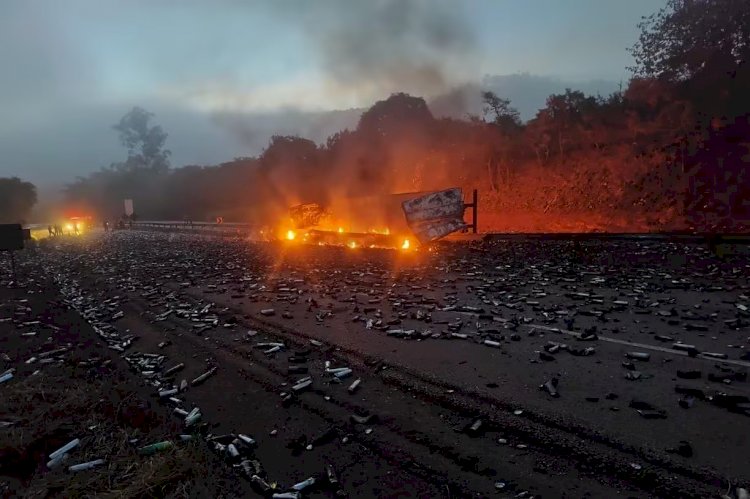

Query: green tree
[480,92,523,189]
[630,0,749,81]
[64,107,172,219]
[354,93,436,193]
[482,91,521,132]
[532,89,598,158]
[259,135,322,206]
[0,177,37,223]
[631,0,750,119]
[357,93,434,139]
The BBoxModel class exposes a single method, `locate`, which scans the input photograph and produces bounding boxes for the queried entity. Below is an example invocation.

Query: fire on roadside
[276,190,467,252]
[280,222,414,251]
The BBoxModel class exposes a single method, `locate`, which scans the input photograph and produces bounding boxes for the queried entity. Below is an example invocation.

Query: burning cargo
[284,188,476,248]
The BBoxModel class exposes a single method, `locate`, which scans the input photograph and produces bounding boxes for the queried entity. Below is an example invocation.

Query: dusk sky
[0,0,666,187]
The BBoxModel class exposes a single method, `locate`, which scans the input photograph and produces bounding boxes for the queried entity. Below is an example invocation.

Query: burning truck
[280,188,477,249]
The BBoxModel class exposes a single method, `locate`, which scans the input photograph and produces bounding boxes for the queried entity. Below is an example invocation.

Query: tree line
[63,0,750,231]
[0,177,37,224]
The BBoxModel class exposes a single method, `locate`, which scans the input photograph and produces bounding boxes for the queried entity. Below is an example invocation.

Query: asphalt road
[14,230,750,498]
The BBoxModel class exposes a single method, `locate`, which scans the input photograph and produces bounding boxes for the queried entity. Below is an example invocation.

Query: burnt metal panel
[289,203,329,229]
[401,188,467,243]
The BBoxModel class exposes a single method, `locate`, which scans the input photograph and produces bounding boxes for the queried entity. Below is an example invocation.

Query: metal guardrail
[132,221,255,237]
[481,232,750,244]
[132,221,750,246]
[137,221,252,228]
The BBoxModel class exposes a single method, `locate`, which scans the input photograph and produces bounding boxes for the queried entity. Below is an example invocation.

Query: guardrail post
[463,189,478,234]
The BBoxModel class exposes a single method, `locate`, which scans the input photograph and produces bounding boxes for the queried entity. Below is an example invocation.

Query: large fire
[274,188,470,251]
[281,224,413,251]
[276,200,411,249]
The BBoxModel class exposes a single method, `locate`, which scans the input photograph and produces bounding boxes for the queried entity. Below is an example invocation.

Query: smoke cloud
[273,0,477,103]
[206,1,478,153]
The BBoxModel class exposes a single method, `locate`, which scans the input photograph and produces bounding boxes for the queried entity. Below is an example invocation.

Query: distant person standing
[48,225,53,237]
[74,223,79,235]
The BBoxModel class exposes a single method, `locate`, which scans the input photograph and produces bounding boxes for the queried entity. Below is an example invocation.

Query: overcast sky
[0,0,666,188]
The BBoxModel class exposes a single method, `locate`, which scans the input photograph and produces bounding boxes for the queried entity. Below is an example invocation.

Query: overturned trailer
[287,188,477,247]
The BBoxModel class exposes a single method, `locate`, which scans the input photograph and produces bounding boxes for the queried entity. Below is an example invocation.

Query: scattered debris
[69,458,106,472]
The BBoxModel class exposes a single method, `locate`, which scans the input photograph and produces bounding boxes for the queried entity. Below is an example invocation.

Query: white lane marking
[523,322,750,368]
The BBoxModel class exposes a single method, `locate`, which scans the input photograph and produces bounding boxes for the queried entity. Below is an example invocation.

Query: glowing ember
[277,220,412,251]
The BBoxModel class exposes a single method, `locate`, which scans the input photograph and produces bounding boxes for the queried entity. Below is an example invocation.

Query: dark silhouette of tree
[62,0,750,240]
[348,93,436,194]
[537,89,599,157]
[357,92,434,139]
[0,177,37,223]
[113,107,171,172]
[258,135,322,208]
[630,0,749,82]
[480,92,523,189]
[61,79,749,231]
[630,0,750,117]
[64,107,172,219]
[629,0,750,228]
[482,91,521,132]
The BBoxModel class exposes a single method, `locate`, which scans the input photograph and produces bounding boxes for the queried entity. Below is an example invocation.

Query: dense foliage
[65,0,750,231]
[0,177,37,224]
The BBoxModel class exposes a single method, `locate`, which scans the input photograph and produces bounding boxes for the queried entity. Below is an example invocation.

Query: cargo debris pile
[45,253,362,497]
[4,230,748,498]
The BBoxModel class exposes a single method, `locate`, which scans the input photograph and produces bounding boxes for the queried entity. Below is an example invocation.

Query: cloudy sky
[0,0,665,187]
